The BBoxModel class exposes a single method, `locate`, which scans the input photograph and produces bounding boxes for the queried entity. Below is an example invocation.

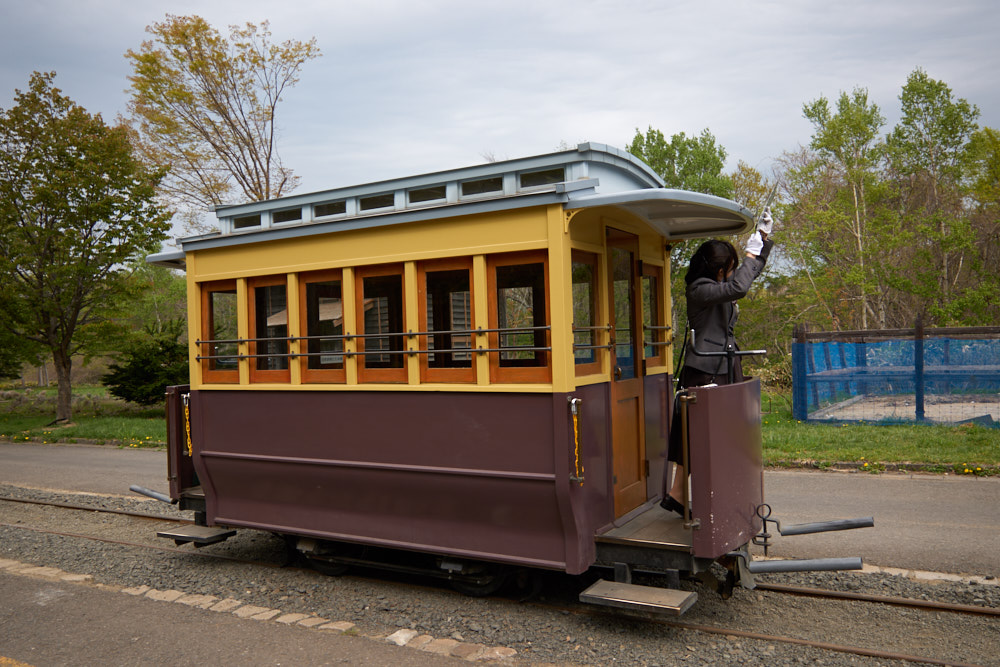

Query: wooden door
[607,229,646,517]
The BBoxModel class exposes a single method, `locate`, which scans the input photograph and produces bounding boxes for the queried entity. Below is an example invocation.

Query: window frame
[199,279,240,384]
[299,269,346,384]
[355,264,408,384]
[417,258,476,384]
[571,250,603,377]
[486,251,551,384]
[247,275,291,384]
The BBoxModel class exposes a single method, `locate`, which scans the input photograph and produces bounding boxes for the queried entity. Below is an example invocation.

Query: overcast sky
[2,0,998,199]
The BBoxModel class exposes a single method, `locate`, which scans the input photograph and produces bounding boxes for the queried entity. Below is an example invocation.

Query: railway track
[4,494,996,618]
[2,493,997,667]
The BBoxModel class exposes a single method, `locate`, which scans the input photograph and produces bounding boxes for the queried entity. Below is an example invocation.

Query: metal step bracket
[580,579,698,616]
[157,524,236,547]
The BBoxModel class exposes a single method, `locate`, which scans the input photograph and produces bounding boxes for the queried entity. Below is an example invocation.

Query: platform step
[157,524,235,546]
[579,579,698,616]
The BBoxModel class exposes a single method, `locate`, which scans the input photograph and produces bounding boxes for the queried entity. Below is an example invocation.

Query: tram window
[488,253,550,383]
[421,263,474,382]
[572,251,601,375]
[460,177,502,197]
[408,185,447,205]
[300,271,345,383]
[248,277,290,382]
[233,214,261,230]
[357,268,407,382]
[519,168,564,189]
[314,200,346,218]
[611,246,636,380]
[200,280,239,383]
[359,193,395,211]
[272,208,302,224]
[642,265,667,368]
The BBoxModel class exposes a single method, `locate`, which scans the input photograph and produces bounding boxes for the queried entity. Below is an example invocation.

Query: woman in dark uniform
[661,211,774,515]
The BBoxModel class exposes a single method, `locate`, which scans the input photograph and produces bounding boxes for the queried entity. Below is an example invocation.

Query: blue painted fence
[791,322,1000,427]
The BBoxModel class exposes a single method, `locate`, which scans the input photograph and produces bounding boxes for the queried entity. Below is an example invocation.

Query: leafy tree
[627,126,733,197]
[886,69,984,324]
[969,127,1000,204]
[0,72,171,421]
[125,15,320,233]
[0,328,43,380]
[964,127,1000,323]
[730,160,771,212]
[790,87,899,329]
[102,320,188,405]
[121,261,188,337]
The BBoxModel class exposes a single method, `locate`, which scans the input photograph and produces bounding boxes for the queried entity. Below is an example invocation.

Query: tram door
[606,228,646,517]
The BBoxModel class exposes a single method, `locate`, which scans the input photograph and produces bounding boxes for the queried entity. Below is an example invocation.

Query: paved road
[2,442,999,577]
[0,442,166,497]
[0,570,463,667]
[758,469,1000,577]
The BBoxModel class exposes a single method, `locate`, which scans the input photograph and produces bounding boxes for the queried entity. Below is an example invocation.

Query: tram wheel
[449,565,510,597]
[306,556,350,577]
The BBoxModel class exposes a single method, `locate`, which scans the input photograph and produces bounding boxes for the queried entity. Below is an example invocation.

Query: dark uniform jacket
[684,249,768,378]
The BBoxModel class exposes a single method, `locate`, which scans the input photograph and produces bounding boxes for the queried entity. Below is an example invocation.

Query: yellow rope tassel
[569,397,584,484]
[182,394,193,457]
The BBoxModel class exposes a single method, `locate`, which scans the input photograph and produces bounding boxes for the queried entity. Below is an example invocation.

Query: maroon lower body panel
[186,389,616,574]
[687,379,764,559]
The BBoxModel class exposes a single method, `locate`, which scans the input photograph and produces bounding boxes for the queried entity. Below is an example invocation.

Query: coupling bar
[780,517,875,536]
[744,557,863,574]
[129,484,175,504]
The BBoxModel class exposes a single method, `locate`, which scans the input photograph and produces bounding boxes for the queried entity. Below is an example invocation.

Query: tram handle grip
[687,329,767,384]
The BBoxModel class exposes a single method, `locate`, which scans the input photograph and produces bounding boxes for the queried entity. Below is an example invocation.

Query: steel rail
[755,581,1000,617]
[0,495,192,523]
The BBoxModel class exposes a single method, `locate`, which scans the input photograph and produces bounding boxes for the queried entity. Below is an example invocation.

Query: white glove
[746,231,764,256]
[757,207,774,235]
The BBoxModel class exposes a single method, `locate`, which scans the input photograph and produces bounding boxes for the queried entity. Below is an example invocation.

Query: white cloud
[2,0,998,196]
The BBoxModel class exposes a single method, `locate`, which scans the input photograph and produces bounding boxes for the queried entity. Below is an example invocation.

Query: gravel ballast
[2,483,998,666]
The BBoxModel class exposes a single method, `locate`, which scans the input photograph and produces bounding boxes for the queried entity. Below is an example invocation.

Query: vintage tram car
[146,143,870,614]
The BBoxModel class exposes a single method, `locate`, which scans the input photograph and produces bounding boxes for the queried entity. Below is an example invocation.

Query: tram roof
[148,142,754,270]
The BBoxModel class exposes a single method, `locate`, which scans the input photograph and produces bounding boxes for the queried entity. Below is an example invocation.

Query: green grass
[0,385,166,448]
[0,414,166,447]
[762,391,1000,474]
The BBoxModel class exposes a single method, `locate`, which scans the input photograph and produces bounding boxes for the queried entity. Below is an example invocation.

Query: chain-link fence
[792,321,1000,427]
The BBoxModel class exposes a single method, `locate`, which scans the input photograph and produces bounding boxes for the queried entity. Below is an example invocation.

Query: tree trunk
[52,349,73,422]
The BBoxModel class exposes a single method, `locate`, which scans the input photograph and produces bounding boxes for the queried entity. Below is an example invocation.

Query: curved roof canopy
[565,188,753,240]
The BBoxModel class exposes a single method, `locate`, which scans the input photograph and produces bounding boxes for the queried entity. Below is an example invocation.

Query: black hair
[685,240,739,285]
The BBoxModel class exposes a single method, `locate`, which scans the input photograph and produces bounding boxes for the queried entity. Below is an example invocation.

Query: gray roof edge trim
[146,248,187,270]
[181,191,570,252]
[212,143,660,218]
